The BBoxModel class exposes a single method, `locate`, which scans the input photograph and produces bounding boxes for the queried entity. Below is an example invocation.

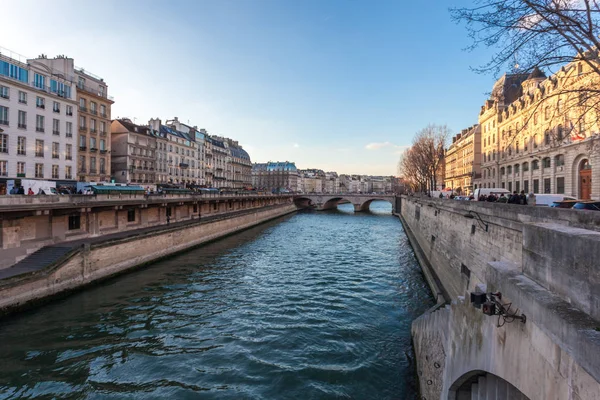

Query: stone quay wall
[0,203,296,315]
[398,195,600,400]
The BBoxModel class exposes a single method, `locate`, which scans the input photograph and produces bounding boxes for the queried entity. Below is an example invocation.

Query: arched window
[555,154,565,167]
[492,168,496,178]
[542,157,551,168]
[544,130,551,145]
[523,162,529,172]
[533,134,539,148]
[532,160,540,170]
[516,141,520,153]
[507,165,512,174]
[508,146,512,156]
[514,164,519,174]
[500,167,505,175]
[524,137,529,152]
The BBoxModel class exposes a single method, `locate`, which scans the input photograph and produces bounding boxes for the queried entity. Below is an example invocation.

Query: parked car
[572,201,600,211]
[549,200,579,209]
[473,188,510,201]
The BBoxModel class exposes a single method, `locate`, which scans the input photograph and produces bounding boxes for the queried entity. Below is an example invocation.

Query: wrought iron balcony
[179,163,189,168]
[36,127,44,132]
[18,123,26,129]
[90,147,98,152]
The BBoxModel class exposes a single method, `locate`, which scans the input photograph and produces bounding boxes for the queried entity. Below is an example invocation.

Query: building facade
[0,52,78,193]
[444,124,481,195]
[110,119,162,185]
[75,68,113,182]
[252,161,298,192]
[478,62,600,199]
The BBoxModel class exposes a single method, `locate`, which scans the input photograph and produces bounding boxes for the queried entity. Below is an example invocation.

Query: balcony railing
[79,168,86,173]
[37,104,45,109]
[36,127,44,132]
[53,130,60,135]
[100,112,107,118]
[0,119,8,125]
[75,81,114,101]
[79,126,87,132]
[18,123,26,129]
[66,133,73,138]
[79,146,87,151]
[52,154,59,159]
[90,109,97,115]
[80,106,87,112]
[100,149,108,154]
[100,131,107,136]
[35,152,44,157]
[89,168,97,174]
[179,163,189,168]
[66,111,73,116]
[66,156,72,160]
[90,129,97,134]
[90,147,97,152]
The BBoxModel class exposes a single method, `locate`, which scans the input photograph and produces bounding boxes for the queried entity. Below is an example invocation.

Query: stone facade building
[444,124,481,195]
[110,119,163,185]
[0,52,78,193]
[252,161,298,192]
[75,68,113,182]
[477,62,600,199]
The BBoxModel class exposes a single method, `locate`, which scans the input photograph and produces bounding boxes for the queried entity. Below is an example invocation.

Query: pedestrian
[498,193,508,203]
[9,186,17,195]
[527,192,536,206]
[27,188,34,195]
[166,214,171,225]
[508,191,518,204]
[17,186,24,195]
[519,190,528,205]
[439,192,444,199]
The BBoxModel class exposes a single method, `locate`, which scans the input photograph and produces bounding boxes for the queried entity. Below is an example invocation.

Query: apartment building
[0,51,78,193]
[75,68,113,182]
[252,161,298,192]
[444,124,481,195]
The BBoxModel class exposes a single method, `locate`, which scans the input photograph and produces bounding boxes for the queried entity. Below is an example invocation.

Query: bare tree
[398,125,450,193]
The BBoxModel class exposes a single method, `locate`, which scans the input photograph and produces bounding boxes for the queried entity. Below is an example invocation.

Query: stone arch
[359,198,393,212]
[322,197,355,211]
[448,370,530,400]
[293,197,314,209]
[571,153,590,198]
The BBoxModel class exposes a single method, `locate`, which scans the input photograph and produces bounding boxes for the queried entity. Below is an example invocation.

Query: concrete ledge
[486,260,600,386]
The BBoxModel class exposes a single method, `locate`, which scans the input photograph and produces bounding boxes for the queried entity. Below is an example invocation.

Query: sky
[1,0,500,175]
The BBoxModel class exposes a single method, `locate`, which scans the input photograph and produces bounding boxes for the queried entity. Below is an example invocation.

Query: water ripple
[0,202,433,399]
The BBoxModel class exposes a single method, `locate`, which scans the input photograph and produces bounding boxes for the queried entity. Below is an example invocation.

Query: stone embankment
[396,195,600,400]
[0,203,296,316]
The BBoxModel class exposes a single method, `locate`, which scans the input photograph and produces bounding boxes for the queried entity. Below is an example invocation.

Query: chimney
[148,118,161,131]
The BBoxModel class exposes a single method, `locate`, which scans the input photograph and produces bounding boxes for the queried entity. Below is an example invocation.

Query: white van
[532,194,577,206]
[473,188,511,201]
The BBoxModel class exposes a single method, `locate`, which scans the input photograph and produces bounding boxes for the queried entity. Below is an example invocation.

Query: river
[0,201,434,399]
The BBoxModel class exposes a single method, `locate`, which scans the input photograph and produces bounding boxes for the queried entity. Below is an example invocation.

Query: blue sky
[2,0,498,175]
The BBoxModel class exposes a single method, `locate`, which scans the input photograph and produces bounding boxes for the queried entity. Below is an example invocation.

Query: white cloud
[365,141,394,150]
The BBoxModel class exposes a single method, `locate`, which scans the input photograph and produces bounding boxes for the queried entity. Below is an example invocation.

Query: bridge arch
[448,370,530,400]
[358,198,394,212]
[321,197,356,211]
[293,197,314,209]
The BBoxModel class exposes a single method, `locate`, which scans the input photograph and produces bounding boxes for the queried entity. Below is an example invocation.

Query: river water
[0,201,434,400]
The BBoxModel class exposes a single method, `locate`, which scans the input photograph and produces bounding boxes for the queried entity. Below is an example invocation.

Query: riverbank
[0,203,297,316]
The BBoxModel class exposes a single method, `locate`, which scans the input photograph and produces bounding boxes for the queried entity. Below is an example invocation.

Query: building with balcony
[74,67,113,182]
[444,124,481,195]
[477,61,600,199]
[252,161,298,192]
[110,119,162,185]
[0,50,78,193]
[164,117,206,187]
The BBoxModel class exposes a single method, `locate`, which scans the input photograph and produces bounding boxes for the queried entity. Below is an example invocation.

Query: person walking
[498,193,508,203]
[519,190,528,205]
[27,188,34,195]
[527,192,536,206]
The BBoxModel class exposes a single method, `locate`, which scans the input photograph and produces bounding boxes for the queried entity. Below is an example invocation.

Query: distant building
[444,124,481,195]
[252,161,298,192]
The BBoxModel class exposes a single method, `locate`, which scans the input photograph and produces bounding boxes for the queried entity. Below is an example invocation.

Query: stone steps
[0,246,74,281]
[464,374,528,400]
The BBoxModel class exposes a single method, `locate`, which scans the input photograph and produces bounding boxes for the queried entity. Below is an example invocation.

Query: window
[127,209,136,222]
[18,91,27,104]
[524,138,528,152]
[0,160,6,177]
[524,180,529,193]
[53,101,60,113]
[66,122,73,137]
[544,130,550,145]
[507,165,512,174]
[508,182,512,192]
[79,116,86,130]
[556,125,563,141]
[79,97,86,111]
[0,85,8,99]
[542,157,551,168]
[68,215,81,230]
[52,164,59,179]
[66,105,73,116]
[53,119,60,135]
[90,157,96,173]
[533,179,539,193]
[0,134,7,154]
[18,110,26,129]
[52,142,60,159]
[90,119,97,133]
[34,73,45,89]
[90,102,97,114]
[516,181,520,193]
[514,164,520,174]
[523,162,529,172]
[544,177,551,193]
[0,106,8,125]
[65,165,72,180]
[100,104,106,118]
[36,115,45,132]
[17,162,25,176]
[99,86,105,97]
[516,142,519,153]
[79,155,86,172]
[555,154,564,167]
[35,163,44,178]
[35,139,44,157]
[556,177,565,194]
[79,135,86,149]
[66,144,72,160]
[78,77,85,89]
[36,96,45,109]
[17,137,26,155]
[100,139,106,151]
[100,158,106,174]
[90,137,97,150]
[100,121,106,134]
[532,160,539,170]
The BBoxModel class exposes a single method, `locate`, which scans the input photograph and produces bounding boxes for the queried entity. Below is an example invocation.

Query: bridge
[293,193,396,212]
